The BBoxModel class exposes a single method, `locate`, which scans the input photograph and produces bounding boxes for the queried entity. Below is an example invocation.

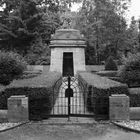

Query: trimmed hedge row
[96,70,117,77]
[0,71,62,120]
[78,72,129,119]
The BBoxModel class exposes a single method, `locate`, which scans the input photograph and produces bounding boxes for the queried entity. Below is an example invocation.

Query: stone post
[8,95,29,123]
[109,94,129,121]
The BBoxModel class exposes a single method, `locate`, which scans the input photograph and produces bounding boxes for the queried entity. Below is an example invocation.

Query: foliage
[0,0,84,64]
[118,53,140,83]
[25,38,50,65]
[105,56,118,71]
[129,88,140,107]
[96,70,117,77]
[0,71,62,120]
[0,0,61,54]
[124,17,139,54]
[0,51,27,85]
[78,72,129,117]
[75,0,130,64]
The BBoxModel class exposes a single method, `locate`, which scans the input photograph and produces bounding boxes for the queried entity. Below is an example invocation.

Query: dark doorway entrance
[63,52,74,76]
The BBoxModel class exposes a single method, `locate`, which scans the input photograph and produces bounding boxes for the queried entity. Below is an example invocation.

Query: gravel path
[114,121,140,132]
[0,121,139,140]
[0,123,21,132]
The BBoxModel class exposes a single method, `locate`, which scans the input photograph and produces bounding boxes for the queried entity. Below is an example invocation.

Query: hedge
[78,72,129,119]
[105,56,118,71]
[118,53,140,87]
[129,88,140,107]
[96,70,117,77]
[0,71,62,120]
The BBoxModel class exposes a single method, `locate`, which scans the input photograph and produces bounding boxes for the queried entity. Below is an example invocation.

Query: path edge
[0,121,29,133]
[112,121,140,134]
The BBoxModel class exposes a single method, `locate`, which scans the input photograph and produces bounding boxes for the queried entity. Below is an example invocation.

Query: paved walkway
[0,122,139,140]
[51,77,91,115]
[41,117,97,124]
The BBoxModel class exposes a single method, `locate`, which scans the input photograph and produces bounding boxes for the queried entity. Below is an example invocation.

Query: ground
[0,120,139,140]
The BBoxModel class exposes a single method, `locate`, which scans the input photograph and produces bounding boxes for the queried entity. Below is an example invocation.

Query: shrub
[0,51,27,85]
[25,43,50,65]
[78,72,129,119]
[129,88,140,107]
[118,53,140,84]
[0,71,62,120]
[105,56,118,71]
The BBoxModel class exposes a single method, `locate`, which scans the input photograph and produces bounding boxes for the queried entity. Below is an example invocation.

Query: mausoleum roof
[50,29,86,48]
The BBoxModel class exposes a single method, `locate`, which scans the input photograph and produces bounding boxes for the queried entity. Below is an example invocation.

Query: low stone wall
[130,107,140,120]
[0,110,8,122]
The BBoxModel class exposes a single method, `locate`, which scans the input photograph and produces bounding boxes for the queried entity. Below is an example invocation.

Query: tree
[124,16,139,55]
[0,0,82,54]
[0,0,41,54]
[75,0,130,64]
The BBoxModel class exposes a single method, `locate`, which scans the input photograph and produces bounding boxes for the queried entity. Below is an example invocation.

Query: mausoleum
[49,29,86,76]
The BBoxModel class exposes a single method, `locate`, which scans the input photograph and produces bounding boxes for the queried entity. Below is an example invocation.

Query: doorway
[63,52,74,77]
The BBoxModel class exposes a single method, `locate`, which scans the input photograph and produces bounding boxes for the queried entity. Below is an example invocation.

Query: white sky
[71,0,140,22]
[128,0,140,19]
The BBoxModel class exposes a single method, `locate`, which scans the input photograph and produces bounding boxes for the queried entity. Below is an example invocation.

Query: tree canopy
[74,0,135,64]
[0,0,139,65]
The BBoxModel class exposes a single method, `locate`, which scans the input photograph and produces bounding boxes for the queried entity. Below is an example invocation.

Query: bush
[0,51,27,85]
[129,88,140,107]
[118,53,140,85]
[105,56,118,71]
[25,43,50,65]
[0,72,62,120]
[78,72,129,119]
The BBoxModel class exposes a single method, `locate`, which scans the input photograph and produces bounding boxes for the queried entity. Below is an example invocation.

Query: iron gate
[50,76,95,117]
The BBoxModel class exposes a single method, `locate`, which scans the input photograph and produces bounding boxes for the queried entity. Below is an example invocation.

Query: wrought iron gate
[50,76,95,117]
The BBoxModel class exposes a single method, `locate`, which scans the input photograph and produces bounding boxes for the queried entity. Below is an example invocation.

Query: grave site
[0,1,140,139]
[0,28,139,140]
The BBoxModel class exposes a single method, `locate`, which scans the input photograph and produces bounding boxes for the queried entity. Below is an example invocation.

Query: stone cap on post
[50,29,86,48]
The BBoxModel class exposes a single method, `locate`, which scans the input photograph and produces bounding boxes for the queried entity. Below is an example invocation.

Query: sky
[71,0,140,22]
[128,0,140,19]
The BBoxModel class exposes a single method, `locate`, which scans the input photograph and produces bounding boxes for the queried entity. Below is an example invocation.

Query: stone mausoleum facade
[50,29,86,76]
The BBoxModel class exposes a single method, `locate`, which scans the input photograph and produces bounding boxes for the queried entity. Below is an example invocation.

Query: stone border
[112,121,140,134]
[0,121,29,133]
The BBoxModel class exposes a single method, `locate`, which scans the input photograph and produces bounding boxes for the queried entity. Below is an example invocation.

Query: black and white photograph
[0,0,140,139]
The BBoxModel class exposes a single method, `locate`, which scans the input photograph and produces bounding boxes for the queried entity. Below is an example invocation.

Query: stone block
[8,95,29,123]
[130,107,140,120]
[109,94,129,121]
[0,110,8,122]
